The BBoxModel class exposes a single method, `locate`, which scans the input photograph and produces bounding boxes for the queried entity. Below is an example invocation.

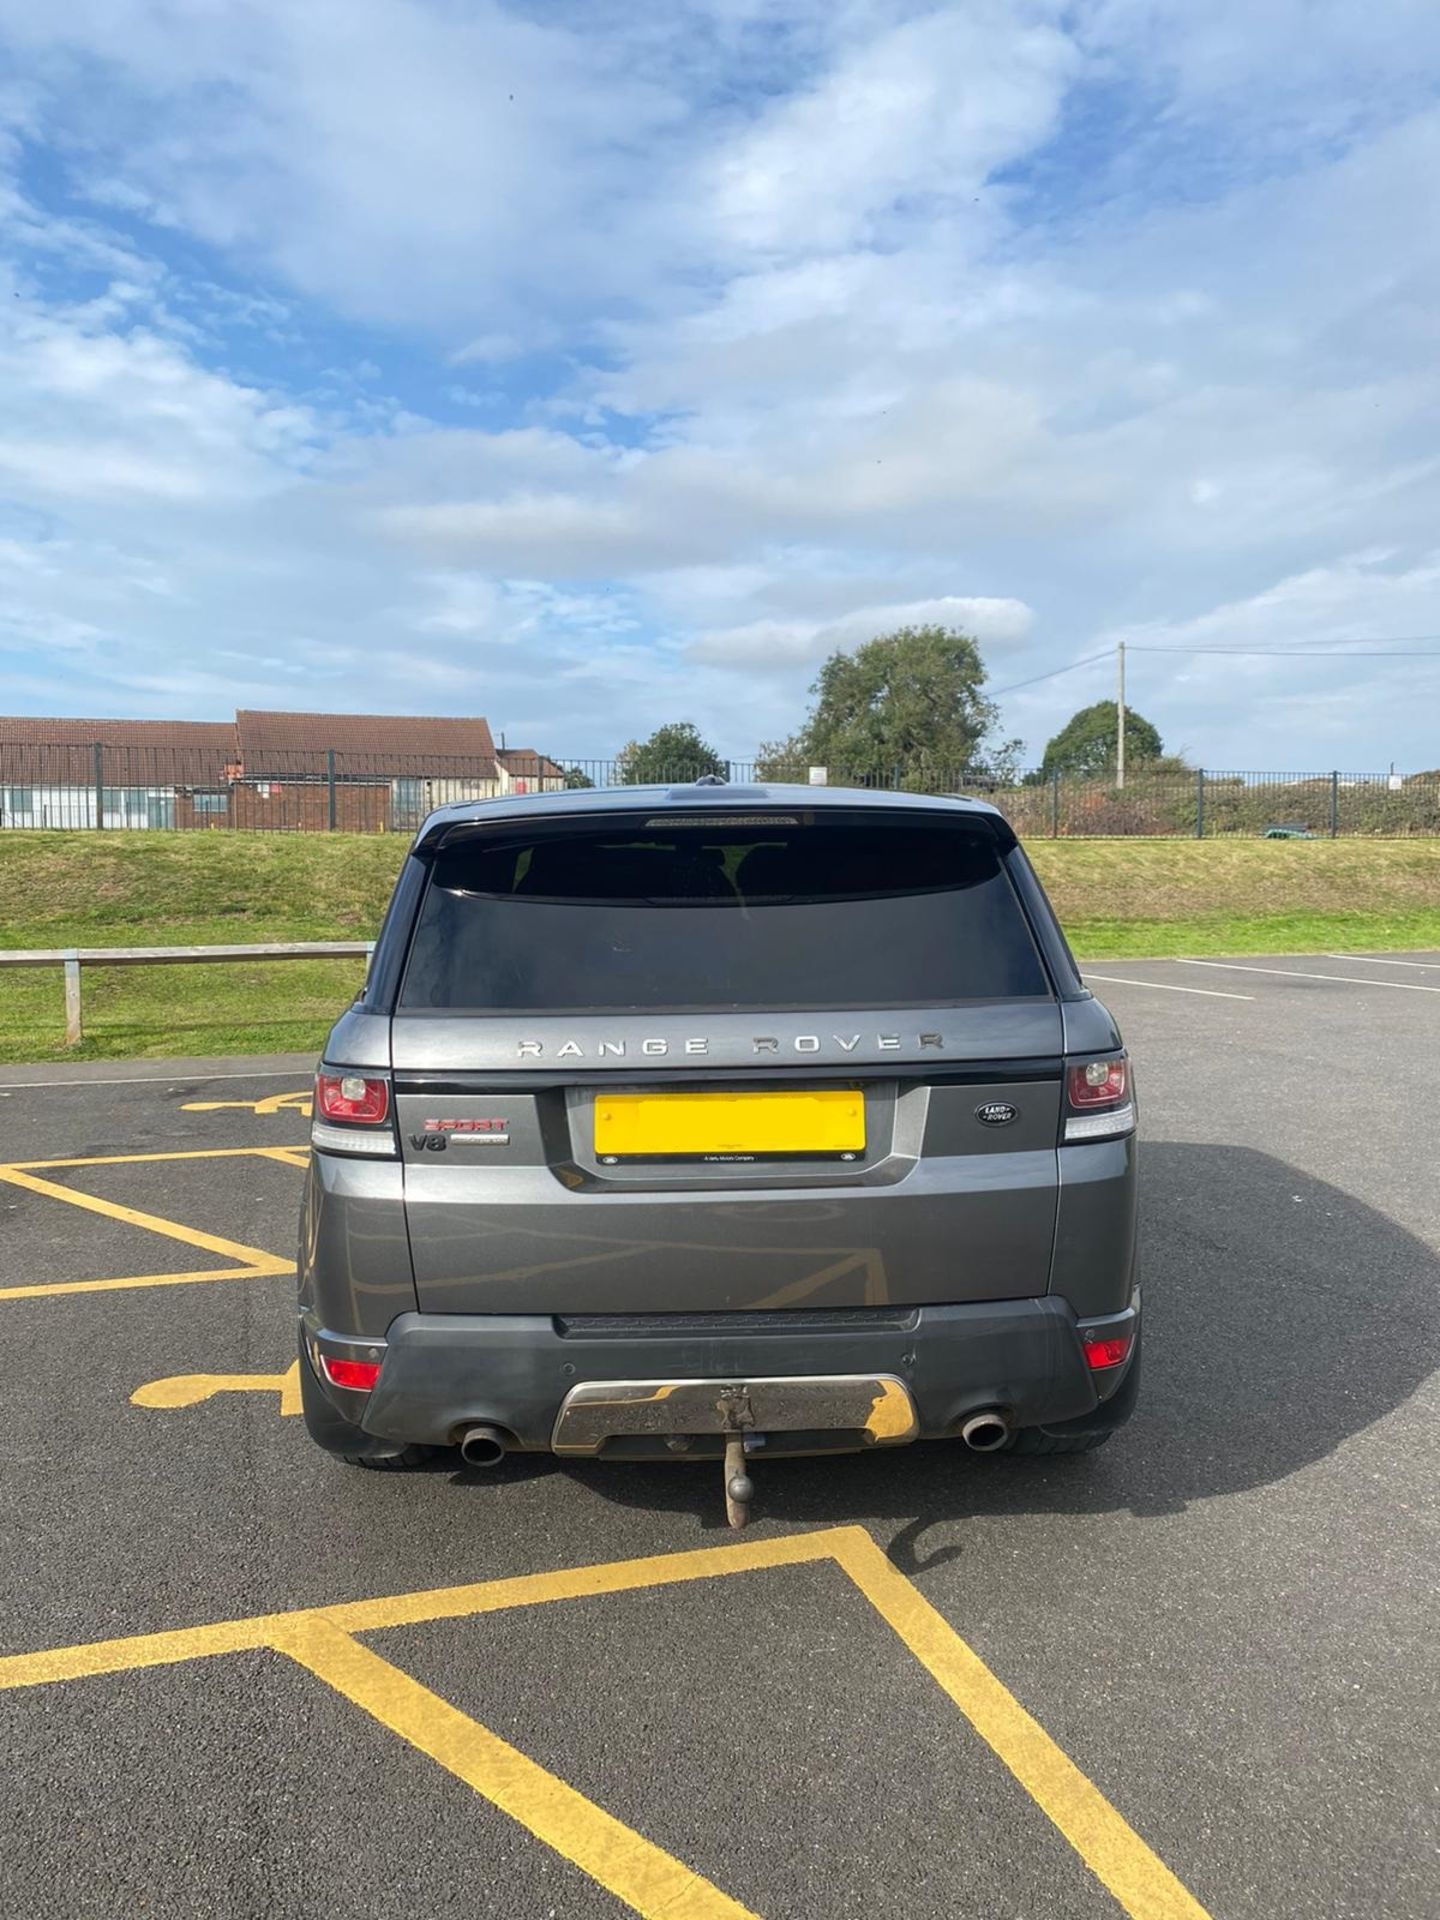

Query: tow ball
[716,1384,757,1529]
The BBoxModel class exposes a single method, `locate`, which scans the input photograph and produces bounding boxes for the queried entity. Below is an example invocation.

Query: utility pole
[1116,640,1127,789]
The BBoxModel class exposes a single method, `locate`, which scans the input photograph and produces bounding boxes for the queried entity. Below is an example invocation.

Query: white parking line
[1177,960,1440,993]
[1083,973,1255,1001]
[0,1067,308,1092]
[1327,953,1440,971]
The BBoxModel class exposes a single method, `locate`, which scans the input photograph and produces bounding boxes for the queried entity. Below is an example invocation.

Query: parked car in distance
[297,780,1139,1523]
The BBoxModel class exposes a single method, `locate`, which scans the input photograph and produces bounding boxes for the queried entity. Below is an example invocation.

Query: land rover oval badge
[975,1100,1019,1127]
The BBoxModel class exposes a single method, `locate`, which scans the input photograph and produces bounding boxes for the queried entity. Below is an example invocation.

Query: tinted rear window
[399,815,1050,1012]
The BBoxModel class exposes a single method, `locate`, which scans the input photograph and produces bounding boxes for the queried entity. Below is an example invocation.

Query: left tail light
[1064,1056,1135,1142]
[312,1071,398,1158]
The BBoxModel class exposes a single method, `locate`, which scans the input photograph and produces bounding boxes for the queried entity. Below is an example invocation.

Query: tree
[1039,701,1163,781]
[763,625,1012,786]
[561,764,595,789]
[616,722,726,785]
[754,734,807,781]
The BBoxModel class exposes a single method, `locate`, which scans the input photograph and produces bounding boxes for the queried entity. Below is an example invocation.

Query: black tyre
[1009,1425,1113,1455]
[298,1332,435,1469]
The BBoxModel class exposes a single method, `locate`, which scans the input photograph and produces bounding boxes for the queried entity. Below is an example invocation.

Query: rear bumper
[304,1294,1140,1454]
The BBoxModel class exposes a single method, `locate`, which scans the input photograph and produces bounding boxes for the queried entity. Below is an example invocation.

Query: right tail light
[1064,1057,1135,1142]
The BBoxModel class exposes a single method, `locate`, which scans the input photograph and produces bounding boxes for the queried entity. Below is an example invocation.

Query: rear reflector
[320,1355,382,1392]
[1082,1334,1133,1371]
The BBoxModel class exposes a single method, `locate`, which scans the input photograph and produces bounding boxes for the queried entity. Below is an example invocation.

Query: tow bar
[717,1385,756,1529]
[548,1372,920,1527]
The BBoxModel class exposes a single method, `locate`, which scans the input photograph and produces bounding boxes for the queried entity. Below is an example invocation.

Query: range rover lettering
[297,780,1139,1524]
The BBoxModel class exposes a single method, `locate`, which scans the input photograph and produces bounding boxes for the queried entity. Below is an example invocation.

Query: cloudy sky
[2,0,1439,768]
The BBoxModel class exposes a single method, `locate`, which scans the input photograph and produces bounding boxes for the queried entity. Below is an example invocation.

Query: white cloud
[707,4,1076,259]
[2,1,1440,769]
[690,594,1035,668]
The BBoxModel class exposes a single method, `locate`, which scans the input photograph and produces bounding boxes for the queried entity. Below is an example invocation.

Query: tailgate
[393,1004,1064,1314]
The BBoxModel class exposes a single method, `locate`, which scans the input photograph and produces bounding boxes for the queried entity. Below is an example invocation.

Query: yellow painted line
[832,1529,1212,1920]
[258,1146,312,1169]
[0,1613,285,1690]
[0,1532,839,1692]
[0,1165,289,1266]
[0,1151,300,1301]
[0,1526,1212,1920]
[275,1617,756,1920]
[0,1262,292,1303]
[4,1145,311,1171]
[132,1359,302,1416]
[324,1526,835,1636]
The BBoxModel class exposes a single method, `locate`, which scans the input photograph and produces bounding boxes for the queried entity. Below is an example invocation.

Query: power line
[988,648,1112,697]
[992,638,1440,696]
[1131,644,1440,657]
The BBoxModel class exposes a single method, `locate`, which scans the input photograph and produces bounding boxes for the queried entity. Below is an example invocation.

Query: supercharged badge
[975,1101,1019,1127]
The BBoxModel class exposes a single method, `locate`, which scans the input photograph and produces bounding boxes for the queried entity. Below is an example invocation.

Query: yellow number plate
[594,1089,865,1161]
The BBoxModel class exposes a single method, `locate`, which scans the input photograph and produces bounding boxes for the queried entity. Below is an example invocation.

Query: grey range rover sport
[297,781,1139,1522]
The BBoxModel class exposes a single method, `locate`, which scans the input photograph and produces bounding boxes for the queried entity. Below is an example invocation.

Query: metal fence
[2,742,1439,837]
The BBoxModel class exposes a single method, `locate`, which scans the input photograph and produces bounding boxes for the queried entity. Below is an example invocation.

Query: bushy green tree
[760,626,1013,786]
[561,764,595,789]
[1039,700,1163,780]
[616,722,726,785]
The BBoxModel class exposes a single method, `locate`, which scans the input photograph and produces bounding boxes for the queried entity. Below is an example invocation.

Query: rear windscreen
[399,815,1051,1012]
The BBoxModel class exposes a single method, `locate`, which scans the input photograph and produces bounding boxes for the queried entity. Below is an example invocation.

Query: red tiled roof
[237,710,499,778]
[0,717,236,784]
[496,748,564,779]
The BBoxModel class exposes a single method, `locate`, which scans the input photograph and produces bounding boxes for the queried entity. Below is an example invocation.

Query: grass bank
[1,831,1438,1061]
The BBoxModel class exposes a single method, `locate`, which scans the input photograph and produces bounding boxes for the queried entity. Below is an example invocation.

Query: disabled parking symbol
[180,1090,313,1118]
[132,1361,302,1417]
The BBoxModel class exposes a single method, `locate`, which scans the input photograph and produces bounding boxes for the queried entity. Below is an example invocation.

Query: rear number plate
[594,1089,864,1163]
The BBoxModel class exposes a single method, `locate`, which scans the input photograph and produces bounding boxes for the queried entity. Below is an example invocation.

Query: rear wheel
[298,1332,435,1469]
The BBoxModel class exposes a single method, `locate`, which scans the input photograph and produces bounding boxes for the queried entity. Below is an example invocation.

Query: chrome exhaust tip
[960,1410,1012,1453]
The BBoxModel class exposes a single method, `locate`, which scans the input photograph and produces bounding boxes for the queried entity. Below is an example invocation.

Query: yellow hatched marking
[0,1147,304,1302]
[4,1145,310,1171]
[132,1359,302,1416]
[259,1146,311,1169]
[832,1529,1212,1920]
[274,1617,756,1920]
[0,1526,1212,1920]
[0,1265,290,1303]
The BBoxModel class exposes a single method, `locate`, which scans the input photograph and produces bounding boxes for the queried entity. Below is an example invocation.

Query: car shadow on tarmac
[433,1144,1440,1563]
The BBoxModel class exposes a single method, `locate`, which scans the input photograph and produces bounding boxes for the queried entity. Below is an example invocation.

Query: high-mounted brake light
[1082,1333,1133,1371]
[316,1073,390,1123]
[1063,1056,1135,1143]
[320,1354,383,1392]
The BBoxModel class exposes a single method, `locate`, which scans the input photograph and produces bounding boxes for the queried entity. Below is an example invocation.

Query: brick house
[0,710,564,832]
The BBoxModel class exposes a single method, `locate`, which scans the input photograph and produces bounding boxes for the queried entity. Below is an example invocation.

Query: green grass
[1027,838,1440,958]
[2,830,1438,1062]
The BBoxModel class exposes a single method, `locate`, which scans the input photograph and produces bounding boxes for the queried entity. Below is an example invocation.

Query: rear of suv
[297,783,1139,1514]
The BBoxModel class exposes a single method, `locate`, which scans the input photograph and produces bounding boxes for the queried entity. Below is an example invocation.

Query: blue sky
[2,0,1440,767]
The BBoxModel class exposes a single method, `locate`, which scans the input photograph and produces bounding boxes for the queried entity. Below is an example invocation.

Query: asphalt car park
[0,953,1436,1920]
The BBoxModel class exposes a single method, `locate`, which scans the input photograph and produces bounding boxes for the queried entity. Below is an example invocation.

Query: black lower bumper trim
[344,1296,1138,1451]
